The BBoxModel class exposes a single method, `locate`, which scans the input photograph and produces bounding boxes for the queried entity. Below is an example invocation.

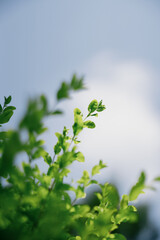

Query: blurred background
[0,0,160,239]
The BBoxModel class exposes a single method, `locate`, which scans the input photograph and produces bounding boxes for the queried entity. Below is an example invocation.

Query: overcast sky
[0,0,160,235]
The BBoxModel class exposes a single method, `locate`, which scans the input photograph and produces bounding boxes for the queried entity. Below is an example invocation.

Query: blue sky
[0,0,160,236]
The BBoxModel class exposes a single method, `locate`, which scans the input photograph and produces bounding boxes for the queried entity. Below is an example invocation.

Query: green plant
[0,74,159,240]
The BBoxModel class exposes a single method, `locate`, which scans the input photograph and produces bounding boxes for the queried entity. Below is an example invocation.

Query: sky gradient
[0,0,160,237]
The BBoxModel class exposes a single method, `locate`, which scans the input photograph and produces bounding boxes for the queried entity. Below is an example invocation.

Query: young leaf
[75,185,86,199]
[57,82,70,100]
[72,108,83,136]
[92,160,107,176]
[100,183,119,208]
[44,153,52,165]
[88,99,98,113]
[120,195,129,210]
[70,74,85,90]
[129,171,146,201]
[51,110,63,115]
[3,106,16,112]
[108,233,127,240]
[75,151,85,162]
[4,96,12,105]
[0,110,13,124]
[91,113,98,117]
[154,176,160,181]
[54,142,61,155]
[84,120,96,129]
[77,170,90,187]
[97,100,106,112]
[0,104,2,113]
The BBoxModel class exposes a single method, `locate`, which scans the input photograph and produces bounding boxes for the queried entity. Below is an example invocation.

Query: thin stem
[49,180,55,192]
[71,198,77,206]
[52,154,56,163]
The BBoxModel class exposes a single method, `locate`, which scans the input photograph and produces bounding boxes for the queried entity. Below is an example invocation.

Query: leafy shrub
[0,74,159,240]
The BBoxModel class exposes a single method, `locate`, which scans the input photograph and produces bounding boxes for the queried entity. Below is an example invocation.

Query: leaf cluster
[0,75,158,240]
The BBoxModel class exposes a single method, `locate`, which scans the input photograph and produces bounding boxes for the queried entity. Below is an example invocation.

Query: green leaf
[75,152,85,162]
[120,195,129,210]
[97,100,106,112]
[57,82,70,100]
[84,120,96,129]
[70,74,85,90]
[107,233,127,240]
[69,236,81,240]
[47,163,59,178]
[0,104,3,113]
[129,171,146,201]
[74,108,81,115]
[32,147,46,159]
[51,110,63,115]
[0,110,13,124]
[91,113,98,117]
[3,106,16,112]
[54,142,61,155]
[44,153,52,165]
[115,205,138,224]
[88,99,98,113]
[101,183,119,208]
[75,185,86,199]
[0,131,7,140]
[154,176,160,181]
[92,160,107,176]
[77,170,90,186]
[72,108,83,136]
[40,94,48,112]
[4,96,11,105]
[89,179,98,185]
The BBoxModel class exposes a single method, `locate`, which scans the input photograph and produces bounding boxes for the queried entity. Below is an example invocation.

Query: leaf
[0,110,13,124]
[69,236,81,240]
[154,176,160,181]
[129,171,146,201]
[40,94,48,112]
[107,233,127,240]
[91,113,98,117]
[75,185,86,199]
[120,195,129,210]
[3,106,16,112]
[72,108,83,136]
[101,183,119,208]
[115,205,138,224]
[92,160,107,176]
[89,179,98,185]
[51,110,63,115]
[57,82,70,100]
[70,74,85,90]
[74,108,81,115]
[32,147,46,159]
[44,153,52,165]
[4,96,11,105]
[0,131,10,140]
[97,100,106,112]
[54,142,61,155]
[0,104,3,113]
[95,192,103,201]
[47,163,59,178]
[84,120,95,129]
[77,170,90,187]
[88,99,98,113]
[75,152,85,162]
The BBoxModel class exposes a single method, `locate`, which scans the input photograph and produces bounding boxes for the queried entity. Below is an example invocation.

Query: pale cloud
[70,52,160,230]
[66,52,160,195]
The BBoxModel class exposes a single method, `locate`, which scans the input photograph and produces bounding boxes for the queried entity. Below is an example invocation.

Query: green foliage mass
[0,74,159,240]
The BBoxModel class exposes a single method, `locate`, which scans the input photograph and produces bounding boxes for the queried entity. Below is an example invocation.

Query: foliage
[0,74,159,240]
